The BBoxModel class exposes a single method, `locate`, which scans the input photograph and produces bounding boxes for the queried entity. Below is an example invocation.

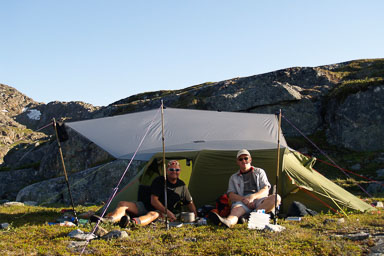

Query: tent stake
[274,109,282,225]
[53,118,79,226]
[161,101,169,230]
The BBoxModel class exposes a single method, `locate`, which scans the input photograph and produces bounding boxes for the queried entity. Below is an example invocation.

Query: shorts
[232,197,267,214]
[135,201,149,216]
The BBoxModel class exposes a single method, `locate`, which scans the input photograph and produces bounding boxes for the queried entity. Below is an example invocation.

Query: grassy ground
[0,203,383,255]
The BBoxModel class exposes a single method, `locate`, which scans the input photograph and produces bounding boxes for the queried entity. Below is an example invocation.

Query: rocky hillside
[111,59,384,151]
[0,84,47,163]
[1,58,383,204]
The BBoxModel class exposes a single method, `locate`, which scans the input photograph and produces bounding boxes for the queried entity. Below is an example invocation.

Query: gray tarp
[67,107,375,213]
[66,108,287,160]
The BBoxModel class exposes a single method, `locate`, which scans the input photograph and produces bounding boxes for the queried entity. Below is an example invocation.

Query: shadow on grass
[0,209,63,227]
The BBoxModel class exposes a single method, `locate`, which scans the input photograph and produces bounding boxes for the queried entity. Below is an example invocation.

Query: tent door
[178,159,193,187]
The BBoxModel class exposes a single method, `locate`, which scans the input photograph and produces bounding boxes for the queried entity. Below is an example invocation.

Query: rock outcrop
[16,159,144,205]
[326,85,384,151]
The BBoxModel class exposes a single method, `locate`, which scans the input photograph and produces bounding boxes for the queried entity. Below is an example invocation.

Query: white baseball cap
[236,149,251,159]
[167,160,180,167]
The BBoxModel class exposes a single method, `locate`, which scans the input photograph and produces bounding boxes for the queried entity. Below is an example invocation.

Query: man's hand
[241,197,255,209]
[151,195,178,221]
[159,209,177,221]
[166,210,177,222]
[247,187,270,202]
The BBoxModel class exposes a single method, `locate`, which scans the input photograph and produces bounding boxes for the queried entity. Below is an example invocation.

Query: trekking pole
[160,101,169,230]
[274,109,282,225]
[53,118,79,226]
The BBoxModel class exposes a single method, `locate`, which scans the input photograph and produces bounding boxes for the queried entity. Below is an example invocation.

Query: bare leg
[226,205,247,226]
[106,201,139,222]
[255,194,281,213]
[108,201,160,227]
[135,211,160,226]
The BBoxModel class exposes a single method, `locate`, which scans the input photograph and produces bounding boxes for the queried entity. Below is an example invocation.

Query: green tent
[66,108,374,214]
[107,148,374,214]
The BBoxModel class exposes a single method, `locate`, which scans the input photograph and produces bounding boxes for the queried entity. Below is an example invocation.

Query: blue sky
[1,1,383,106]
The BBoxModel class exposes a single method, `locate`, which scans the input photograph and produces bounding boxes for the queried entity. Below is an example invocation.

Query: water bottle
[197,217,207,225]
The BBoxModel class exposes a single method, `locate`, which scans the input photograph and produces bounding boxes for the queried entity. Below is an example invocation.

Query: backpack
[214,193,231,217]
[287,201,318,217]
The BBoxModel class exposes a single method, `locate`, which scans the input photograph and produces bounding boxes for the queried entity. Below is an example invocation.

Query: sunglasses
[168,168,180,172]
[238,157,249,161]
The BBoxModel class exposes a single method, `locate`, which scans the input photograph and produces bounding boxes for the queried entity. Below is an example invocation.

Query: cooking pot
[180,212,195,223]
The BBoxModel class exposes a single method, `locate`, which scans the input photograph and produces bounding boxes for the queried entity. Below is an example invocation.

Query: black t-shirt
[149,176,193,212]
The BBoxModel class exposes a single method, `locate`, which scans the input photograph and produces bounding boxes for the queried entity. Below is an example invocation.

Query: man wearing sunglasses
[90,160,197,228]
[211,149,281,228]
[149,159,197,223]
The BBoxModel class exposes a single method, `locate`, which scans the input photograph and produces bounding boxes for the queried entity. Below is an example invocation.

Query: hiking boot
[209,212,233,228]
[238,216,248,224]
[118,215,134,228]
[90,215,115,224]
[208,211,220,225]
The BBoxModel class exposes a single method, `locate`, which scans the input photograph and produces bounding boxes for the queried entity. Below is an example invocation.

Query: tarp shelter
[66,108,374,214]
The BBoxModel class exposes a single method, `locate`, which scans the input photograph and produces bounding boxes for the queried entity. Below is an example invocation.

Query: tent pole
[274,109,282,225]
[161,101,169,230]
[52,118,79,226]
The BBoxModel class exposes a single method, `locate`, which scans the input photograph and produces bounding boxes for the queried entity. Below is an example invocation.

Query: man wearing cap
[211,149,281,228]
[91,160,197,228]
